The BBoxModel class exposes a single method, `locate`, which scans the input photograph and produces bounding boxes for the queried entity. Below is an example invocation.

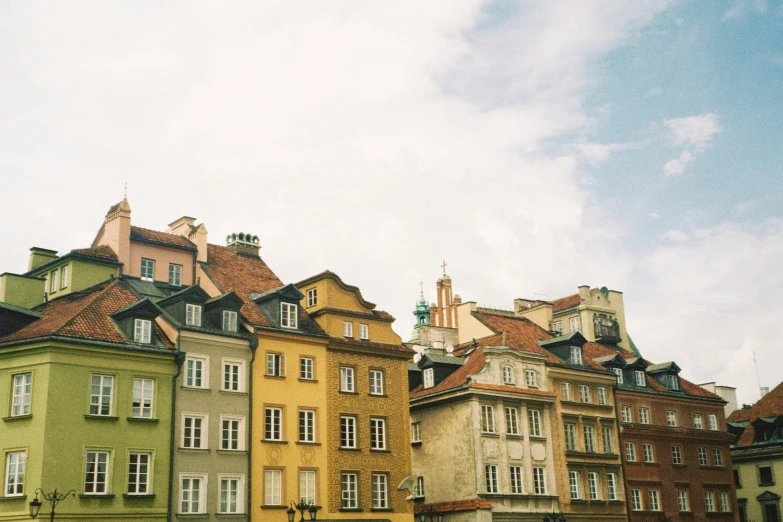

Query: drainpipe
[612,384,632,522]
[168,341,186,522]
[247,332,258,518]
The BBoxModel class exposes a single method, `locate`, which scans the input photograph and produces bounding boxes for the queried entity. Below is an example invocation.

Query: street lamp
[29,489,76,521]
[542,510,565,522]
[287,499,318,522]
[418,505,443,522]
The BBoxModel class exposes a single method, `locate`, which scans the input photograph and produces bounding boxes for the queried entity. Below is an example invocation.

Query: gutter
[247,334,258,518]
[167,341,186,522]
[612,384,632,522]
[0,335,176,356]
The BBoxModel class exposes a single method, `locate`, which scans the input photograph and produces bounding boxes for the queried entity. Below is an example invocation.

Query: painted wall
[0,274,45,309]
[733,454,783,522]
[127,243,195,286]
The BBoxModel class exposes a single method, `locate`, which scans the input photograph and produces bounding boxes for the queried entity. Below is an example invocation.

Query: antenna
[124,181,128,198]
[753,350,763,398]
[419,279,424,296]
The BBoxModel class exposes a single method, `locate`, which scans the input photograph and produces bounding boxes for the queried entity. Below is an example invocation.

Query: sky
[0,0,781,407]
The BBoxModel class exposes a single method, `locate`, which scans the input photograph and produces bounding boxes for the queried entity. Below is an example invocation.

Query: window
[569,346,583,365]
[533,467,546,494]
[423,368,434,389]
[505,407,519,435]
[734,468,742,488]
[621,405,633,423]
[299,410,315,442]
[132,378,154,418]
[265,408,282,441]
[414,476,425,498]
[127,452,151,495]
[372,474,388,509]
[300,357,314,380]
[369,370,384,395]
[359,324,369,340]
[50,270,59,292]
[341,473,357,508]
[739,502,748,522]
[597,387,607,405]
[90,375,114,416]
[526,369,538,387]
[677,490,690,512]
[222,360,243,392]
[42,275,48,296]
[134,319,152,344]
[634,370,645,386]
[84,451,110,494]
[481,405,496,433]
[340,416,357,448]
[185,304,202,326]
[485,465,498,493]
[267,353,284,377]
[569,471,581,499]
[219,475,243,514]
[185,356,207,388]
[649,489,660,511]
[183,414,207,448]
[502,366,514,384]
[221,416,244,450]
[306,288,317,307]
[528,409,542,437]
[698,447,709,466]
[60,266,69,289]
[570,316,581,333]
[759,465,775,486]
[169,264,182,286]
[705,491,715,512]
[643,443,655,463]
[602,426,613,453]
[672,445,683,465]
[708,414,718,430]
[299,470,316,504]
[222,310,238,332]
[719,491,730,512]
[552,321,563,334]
[11,373,32,417]
[411,422,422,443]
[579,384,590,403]
[4,451,25,496]
[264,469,282,506]
[612,367,623,384]
[666,410,677,427]
[639,407,650,424]
[343,321,353,337]
[140,259,155,281]
[631,489,642,511]
[693,413,704,429]
[340,366,355,392]
[584,425,596,453]
[510,466,523,494]
[606,473,618,501]
[280,302,298,329]
[588,472,600,500]
[667,374,680,390]
[370,418,386,450]
[565,424,578,451]
[625,442,636,461]
[561,382,572,400]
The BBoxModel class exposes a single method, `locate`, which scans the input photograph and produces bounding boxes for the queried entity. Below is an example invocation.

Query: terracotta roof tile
[727,380,783,447]
[410,347,486,399]
[551,293,581,312]
[130,226,197,252]
[415,499,492,514]
[70,245,119,262]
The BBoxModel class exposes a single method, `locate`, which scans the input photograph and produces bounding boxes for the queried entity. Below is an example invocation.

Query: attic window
[569,346,583,366]
[306,288,317,308]
[634,371,645,387]
[222,311,238,332]
[134,319,152,344]
[667,374,680,390]
[281,303,298,329]
[423,368,434,389]
[186,304,202,327]
[612,368,623,384]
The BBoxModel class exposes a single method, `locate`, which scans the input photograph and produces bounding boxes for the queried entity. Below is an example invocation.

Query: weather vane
[124,181,127,198]
[419,279,425,296]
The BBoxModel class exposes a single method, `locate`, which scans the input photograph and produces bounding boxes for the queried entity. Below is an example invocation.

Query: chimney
[761,387,770,398]
[28,247,58,271]
[226,232,260,258]
[100,198,132,269]
[168,216,196,236]
[170,217,208,263]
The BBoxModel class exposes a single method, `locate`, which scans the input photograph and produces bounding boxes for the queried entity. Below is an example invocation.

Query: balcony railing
[594,322,621,344]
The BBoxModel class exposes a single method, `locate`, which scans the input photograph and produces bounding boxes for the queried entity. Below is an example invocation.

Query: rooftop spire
[441,259,447,276]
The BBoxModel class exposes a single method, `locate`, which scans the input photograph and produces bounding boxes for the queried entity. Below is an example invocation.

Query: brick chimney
[226,232,260,258]
[169,216,208,263]
[98,198,132,269]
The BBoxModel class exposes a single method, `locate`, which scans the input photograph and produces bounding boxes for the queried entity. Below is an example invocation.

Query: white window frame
[134,319,152,344]
[588,471,600,500]
[299,470,317,504]
[11,372,32,417]
[705,491,715,512]
[510,466,523,494]
[4,451,26,496]
[185,355,209,389]
[370,417,387,450]
[694,413,704,429]
[341,472,358,509]
[613,367,623,384]
[607,472,618,501]
[50,270,59,293]
[597,387,607,405]
[505,407,519,435]
[526,369,537,387]
[222,359,245,392]
[644,443,655,463]
[369,369,384,395]
[666,410,678,427]
[584,425,595,453]
[569,316,581,333]
[340,415,357,449]
[60,265,69,289]
[565,423,577,451]
[634,370,645,386]
[180,474,207,514]
[265,407,282,441]
[485,465,498,494]
[220,415,245,451]
[169,263,182,287]
[299,410,316,443]
[84,450,111,494]
[569,470,581,499]
[222,310,238,332]
[411,422,422,443]
[639,407,650,424]
[306,288,317,307]
[264,469,282,506]
[621,405,632,423]
[668,373,680,390]
[677,490,690,512]
[672,445,683,465]
[529,409,542,437]
[561,382,572,401]
[552,320,563,334]
[340,366,355,392]
[578,384,590,403]
[713,448,723,467]
[218,474,244,514]
[372,473,389,509]
[90,374,114,416]
[182,413,208,449]
[481,405,496,433]
[343,321,353,337]
[533,467,546,494]
[414,476,425,498]
[719,491,730,512]
[132,378,154,418]
[266,353,284,377]
[127,451,152,495]
[140,258,155,282]
[698,447,709,466]
[502,366,514,385]
[185,304,202,327]
[649,489,660,511]
[569,346,583,365]
[300,357,314,380]
[359,323,369,340]
[625,442,637,461]
[280,302,298,329]
[631,489,642,511]
[422,368,434,389]
[708,414,718,430]
[602,426,613,453]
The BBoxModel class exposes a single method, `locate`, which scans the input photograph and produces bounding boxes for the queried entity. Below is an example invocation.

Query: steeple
[411,281,431,341]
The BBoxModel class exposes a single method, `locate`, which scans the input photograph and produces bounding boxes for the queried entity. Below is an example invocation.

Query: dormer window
[552,321,563,335]
[222,311,238,332]
[634,371,645,387]
[134,319,152,344]
[280,303,298,329]
[569,346,583,365]
[186,304,202,327]
[612,368,623,384]
[306,288,317,307]
[502,366,514,385]
[423,368,434,389]
[666,374,680,390]
[343,322,353,337]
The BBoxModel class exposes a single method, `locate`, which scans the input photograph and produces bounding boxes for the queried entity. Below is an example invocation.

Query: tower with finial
[428,260,462,329]
[412,280,430,327]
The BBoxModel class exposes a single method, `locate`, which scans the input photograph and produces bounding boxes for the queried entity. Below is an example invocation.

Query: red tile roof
[410,346,486,399]
[70,245,119,262]
[130,226,197,252]
[728,380,783,447]
[414,499,493,514]
[551,292,581,312]
[0,279,174,348]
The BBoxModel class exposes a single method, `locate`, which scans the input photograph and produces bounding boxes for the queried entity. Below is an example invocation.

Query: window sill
[411,441,422,447]
[298,379,319,383]
[295,441,322,446]
[0,494,26,502]
[368,394,388,398]
[216,449,247,454]
[215,514,247,517]
[123,493,155,499]
[84,414,119,421]
[481,433,500,438]
[176,513,211,518]
[339,508,363,512]
[338,390,358,395]
[181,386,211,392]
[127,417,159,423]
[263,375,286,380]
[260,505,288,510]
[370,449,391,453]
[219,390,248,395]
[262,439,288,444]
[529,435,547,441]
[2,414,32,422]
[79,493,116,499]
[339,447,362,452]
[506,434,523,439]
[178,448,210,453]
[371,508,393,512]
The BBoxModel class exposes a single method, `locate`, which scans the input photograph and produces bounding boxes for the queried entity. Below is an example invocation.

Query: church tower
[429,261,462,329]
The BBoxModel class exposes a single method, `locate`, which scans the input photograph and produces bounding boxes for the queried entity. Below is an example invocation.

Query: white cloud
[662,113,721,176]
[723,0,768,20]
[663,150,694,176]
[662,229,690,242]
[573,140,635,165]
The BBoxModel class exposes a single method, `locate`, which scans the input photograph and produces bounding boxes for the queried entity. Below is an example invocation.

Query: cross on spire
[124,181,128,198]
[419,279,425,296]
[441,259,448,276]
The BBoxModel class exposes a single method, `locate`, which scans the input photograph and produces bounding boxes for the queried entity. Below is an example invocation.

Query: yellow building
[297,271,415,522]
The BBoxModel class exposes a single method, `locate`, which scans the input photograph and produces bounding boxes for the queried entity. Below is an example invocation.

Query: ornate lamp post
[542,510,566,522]
[286,499,318,522]
[29,489,75,522]
[418,505,443,522]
